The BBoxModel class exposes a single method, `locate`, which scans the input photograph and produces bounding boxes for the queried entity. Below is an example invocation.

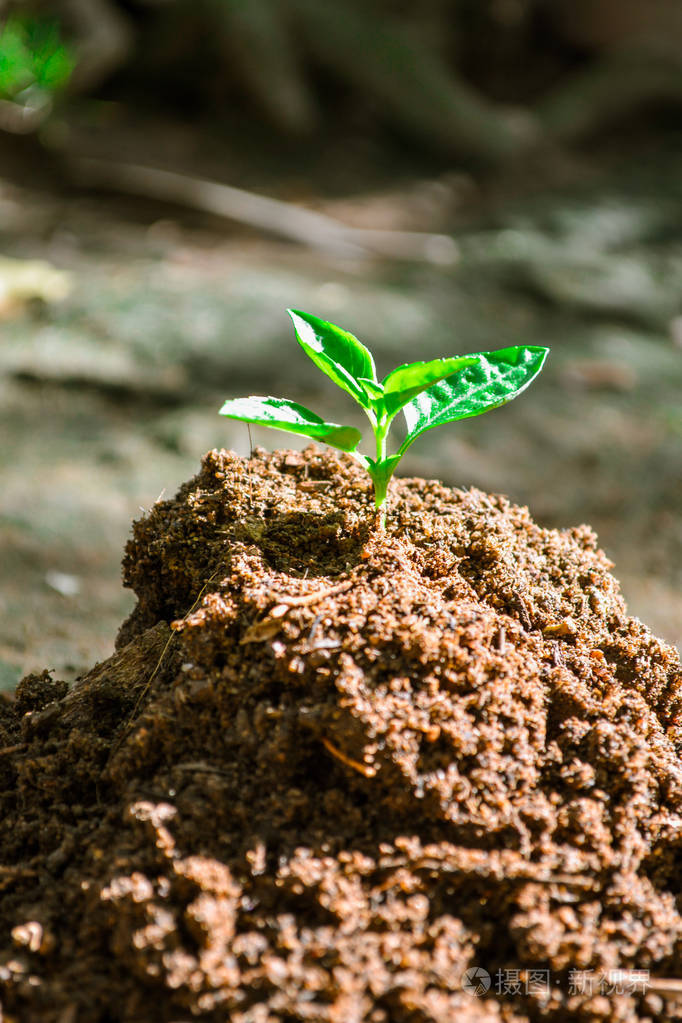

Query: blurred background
[0,0,681,687]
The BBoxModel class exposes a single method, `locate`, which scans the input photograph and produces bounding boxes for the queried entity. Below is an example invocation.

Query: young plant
[219,309,548,523]
[0,16,74,105]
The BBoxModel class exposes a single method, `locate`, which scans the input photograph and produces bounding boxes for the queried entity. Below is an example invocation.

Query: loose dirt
[1,447,681,1022]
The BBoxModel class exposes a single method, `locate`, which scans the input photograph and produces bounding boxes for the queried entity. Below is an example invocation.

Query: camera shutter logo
[462,967,491,995]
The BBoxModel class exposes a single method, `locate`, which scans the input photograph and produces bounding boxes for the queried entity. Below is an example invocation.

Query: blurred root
[290,0,541,165]
[70,157,459,264]
[215,0,318,134]
[538,51,682,142]
[60,0,134,94]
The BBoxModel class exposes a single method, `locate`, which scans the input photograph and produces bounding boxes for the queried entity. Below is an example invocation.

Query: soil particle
[1,446,682,1022]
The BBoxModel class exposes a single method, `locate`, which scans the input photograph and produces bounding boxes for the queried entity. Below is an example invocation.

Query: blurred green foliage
[0,1,679,158]
[0,14,74,102]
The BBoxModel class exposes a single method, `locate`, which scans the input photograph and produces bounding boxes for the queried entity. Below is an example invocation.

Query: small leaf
[27,19,75,91]
[367,453,402,486]
[381,356,476,419]
[219,396,362,453]
[366,454,402,510]
[288,309,376,408]
[400,346,548,453]
[358,377,384,400]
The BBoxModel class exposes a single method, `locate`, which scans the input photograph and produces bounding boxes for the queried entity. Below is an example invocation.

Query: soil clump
[1,446,682,1023]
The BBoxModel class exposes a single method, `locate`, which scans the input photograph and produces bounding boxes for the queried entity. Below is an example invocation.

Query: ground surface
[1,448,681,1022]
[0,124,681,687]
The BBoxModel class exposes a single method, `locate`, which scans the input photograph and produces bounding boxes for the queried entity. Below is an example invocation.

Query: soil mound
[2,447,682,1023]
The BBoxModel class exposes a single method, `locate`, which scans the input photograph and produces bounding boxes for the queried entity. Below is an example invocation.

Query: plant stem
[353,416,390,528]
[372,418,389,528]
[375,418,387,464]
[373,475,388,511]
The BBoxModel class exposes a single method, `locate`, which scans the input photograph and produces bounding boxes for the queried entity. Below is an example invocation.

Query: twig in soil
[646,979,682,997]
[322,736,376,778]
[0,865,38,889]
[299,480,333,491]
[269,579,354,618]
[174,762,231,777]
[512,592,533,631]
[128,636,174,713]
[0,743,26,757]
[114,564,224,745]
[551,643,565,666]
[56,1005,78,1023]
[239,618,284,644]
[569,973,682,999]
[307,614,323,644]
[378,855,596,890]
[511,872,597,889]
[245,425,257,507]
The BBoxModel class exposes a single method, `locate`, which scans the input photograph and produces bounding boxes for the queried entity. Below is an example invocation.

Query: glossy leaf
[288,308,376,408]
[220,308,549,518]
[381,355,476,419]
[358,377,384,401]
[400,345,548,454]
[219,396,362,453]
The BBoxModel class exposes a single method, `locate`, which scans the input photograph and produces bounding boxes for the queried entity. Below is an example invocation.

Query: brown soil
[1,446,682,1023]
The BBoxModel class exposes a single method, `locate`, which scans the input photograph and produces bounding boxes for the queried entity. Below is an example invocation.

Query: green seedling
[220,309,548,524]
[0,16,74,104]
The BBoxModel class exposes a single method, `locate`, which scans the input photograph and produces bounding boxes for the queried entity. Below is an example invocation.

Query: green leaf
[400,345,548,454]
[35,43,74,92]
[358,377,384,400]
[0,17,74,100]
[288,309,376,408]
[219,396,362,453]
[381,355,476,419]
[0,20,33,99]
[366,454,402,510]
[27,19,74,91]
